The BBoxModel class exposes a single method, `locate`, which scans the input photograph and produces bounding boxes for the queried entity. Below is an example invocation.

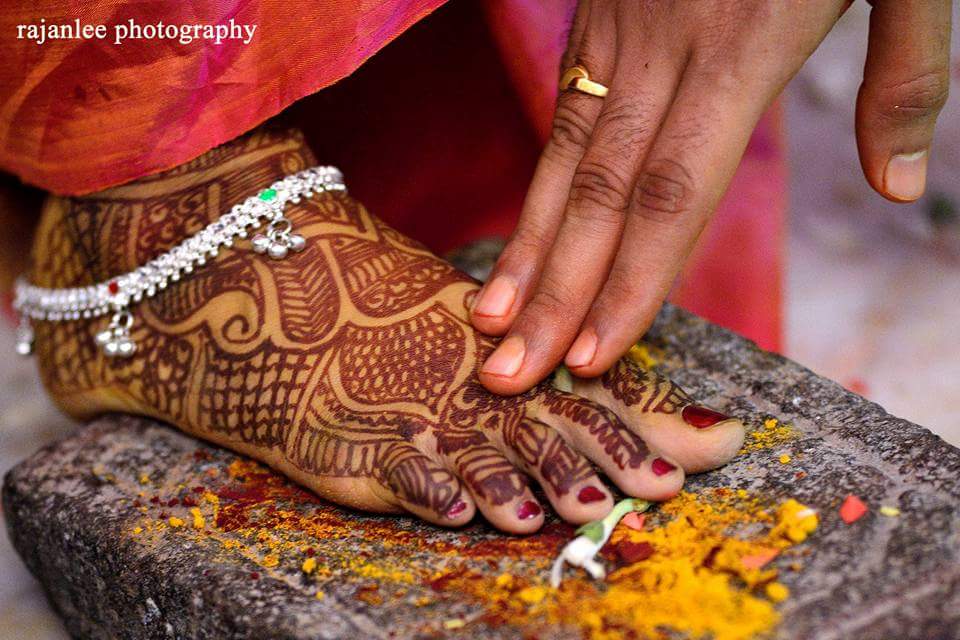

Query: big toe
[570,360,746,473]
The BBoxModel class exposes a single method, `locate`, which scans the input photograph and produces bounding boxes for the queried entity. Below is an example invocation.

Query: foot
[29,128,745,533]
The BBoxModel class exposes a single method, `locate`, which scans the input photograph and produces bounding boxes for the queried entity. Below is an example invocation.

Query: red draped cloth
[0,1,785,351]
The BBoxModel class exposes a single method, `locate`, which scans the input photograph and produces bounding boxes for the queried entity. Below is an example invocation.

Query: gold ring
[560,65,609,98]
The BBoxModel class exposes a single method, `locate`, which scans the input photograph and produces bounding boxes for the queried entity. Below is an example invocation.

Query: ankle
[30,127,318,288]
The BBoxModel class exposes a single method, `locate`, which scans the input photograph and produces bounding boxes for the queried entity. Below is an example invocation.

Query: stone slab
[4,304,960,639]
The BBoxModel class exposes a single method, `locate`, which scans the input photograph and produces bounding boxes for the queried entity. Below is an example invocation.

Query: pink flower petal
[840,494,869,524]
[622,512,646,531]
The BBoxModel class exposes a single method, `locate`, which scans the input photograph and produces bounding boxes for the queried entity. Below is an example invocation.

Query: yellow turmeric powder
[464,489,817,640]
[189,507,205,530]
[550,490,805,640]
[137,455,817,640]
[740,417,797,454]
[626,342,663,369]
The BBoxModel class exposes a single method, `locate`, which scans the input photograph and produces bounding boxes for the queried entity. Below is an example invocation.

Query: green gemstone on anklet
[259,188,277,201]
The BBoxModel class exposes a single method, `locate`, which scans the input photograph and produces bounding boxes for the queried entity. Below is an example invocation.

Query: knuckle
[501,235,541,266]
[569,160,631,218]
[596,274,648,324]
[526,286,573,319]
[598,267,637,306]
[598,267,658,328]
[872,69,950,123]
[548,99,593,159]
[496,220,553,273]
[503,226,548,262]
[596,95,654,152]
[631,158,696,223]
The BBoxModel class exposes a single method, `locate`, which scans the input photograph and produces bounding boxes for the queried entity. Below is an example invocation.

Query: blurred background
[786,2,960,448]
[0,2,958,637]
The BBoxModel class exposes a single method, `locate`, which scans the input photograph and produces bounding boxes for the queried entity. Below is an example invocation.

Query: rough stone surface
[4,304,960,640]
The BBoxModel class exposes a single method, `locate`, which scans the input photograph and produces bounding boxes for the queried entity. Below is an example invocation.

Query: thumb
[855,0,952,202]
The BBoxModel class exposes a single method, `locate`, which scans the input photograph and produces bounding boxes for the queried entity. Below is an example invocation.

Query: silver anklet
[14,165,345,359]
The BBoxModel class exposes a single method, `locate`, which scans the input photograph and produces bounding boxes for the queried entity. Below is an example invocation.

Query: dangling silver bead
[256,217,304,260]
[15,317,33,356]
[115,339,137,358]
[287,234,306,252]
[96,310,136,359]
[251,234,271,254]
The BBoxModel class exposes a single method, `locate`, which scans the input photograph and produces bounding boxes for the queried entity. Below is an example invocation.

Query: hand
[31,128,746,534]
[472,0,952,394]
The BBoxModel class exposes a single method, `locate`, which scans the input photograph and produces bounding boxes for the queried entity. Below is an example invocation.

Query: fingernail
[682,405,730,429]
[481,335,525,378]
[517,500,542,520]
[577,486,607,504]
[651,458,677,476]
[566,328,597,369]
[472,275,517,318]
[446,500,468,519]
[884,150,928,201]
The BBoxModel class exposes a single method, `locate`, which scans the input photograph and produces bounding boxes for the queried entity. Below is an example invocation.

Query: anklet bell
[251,217,306,260]
[14,317,34,356]
[95,310,137,358]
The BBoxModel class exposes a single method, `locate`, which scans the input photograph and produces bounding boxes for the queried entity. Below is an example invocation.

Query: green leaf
[575,520,605,544]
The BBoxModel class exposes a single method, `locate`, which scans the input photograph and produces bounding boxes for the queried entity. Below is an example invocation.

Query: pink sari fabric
[0,0,445,194]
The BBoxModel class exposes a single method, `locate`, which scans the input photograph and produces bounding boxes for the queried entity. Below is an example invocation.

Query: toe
[376,444,476,527]
[571,359,746,473]
[438,432,545,534]
[500,416,614,524]
[537,391,685,501]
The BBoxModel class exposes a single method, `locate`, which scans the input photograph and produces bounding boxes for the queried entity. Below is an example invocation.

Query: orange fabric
[0,0,444,195]
[288,3,540,259]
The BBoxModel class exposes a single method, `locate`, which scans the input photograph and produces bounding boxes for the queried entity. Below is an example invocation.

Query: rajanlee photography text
[16,18,257,46]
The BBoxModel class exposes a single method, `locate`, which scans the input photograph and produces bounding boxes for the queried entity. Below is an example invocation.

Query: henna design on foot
[600,357,691,415]
[540,391,649,471]
[30,127,717,531]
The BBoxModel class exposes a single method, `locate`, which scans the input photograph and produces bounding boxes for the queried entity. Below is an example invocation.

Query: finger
[481,28,690,395]
[571,357,745,473]
[536,390,684,502]
[436,429,545,533]
[373,443,476,526]
[856,0,952,202]
[567,65,770,377]
[500,416,613,524]
[470,2,616,337]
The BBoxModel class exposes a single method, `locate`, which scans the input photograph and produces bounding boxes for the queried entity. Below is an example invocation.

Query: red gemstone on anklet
[108,281,119,295]
[517,500,542,520]
[651,458,677,476]
[577,486,606,503]
[682,405,730,428]
[446,500,468,519]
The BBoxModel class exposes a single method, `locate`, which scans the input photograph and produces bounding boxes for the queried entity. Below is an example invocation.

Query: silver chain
[14,165,345,358]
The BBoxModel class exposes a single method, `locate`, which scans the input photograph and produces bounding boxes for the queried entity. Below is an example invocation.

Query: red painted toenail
[577,486,606,503]
[517,500,542,520]
[445,500,468,519]
[651,458,677,476]
[682,405,730,428]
